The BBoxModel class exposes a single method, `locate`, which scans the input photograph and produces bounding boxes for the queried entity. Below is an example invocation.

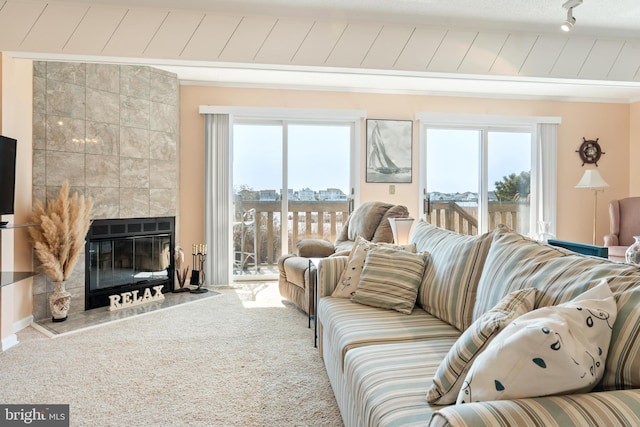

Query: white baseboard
[14,315,33,333]
[1,334,18,351]
[0,315,34,352]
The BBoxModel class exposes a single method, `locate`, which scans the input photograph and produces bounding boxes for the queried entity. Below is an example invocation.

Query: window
[232,120,353,279]
[425,127,531,236]
[201,107,364,285]
[418,114,560,238]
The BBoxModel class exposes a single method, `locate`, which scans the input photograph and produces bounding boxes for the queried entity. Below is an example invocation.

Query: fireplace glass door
[89,234,171,291]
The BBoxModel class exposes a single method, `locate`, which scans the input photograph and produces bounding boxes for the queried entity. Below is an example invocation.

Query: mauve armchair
[603,197,640,262]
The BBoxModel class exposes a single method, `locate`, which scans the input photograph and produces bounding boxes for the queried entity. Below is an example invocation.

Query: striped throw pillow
[333,236,417,298]
[426,288,537,405]
[351,246,429,314]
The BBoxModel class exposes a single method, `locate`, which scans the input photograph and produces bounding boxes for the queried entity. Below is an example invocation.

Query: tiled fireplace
[31,61,180,320]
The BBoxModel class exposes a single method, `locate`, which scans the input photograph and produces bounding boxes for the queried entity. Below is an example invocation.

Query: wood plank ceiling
[1,0,640,87]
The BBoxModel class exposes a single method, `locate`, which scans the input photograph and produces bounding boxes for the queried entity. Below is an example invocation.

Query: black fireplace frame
[85,216,175,310]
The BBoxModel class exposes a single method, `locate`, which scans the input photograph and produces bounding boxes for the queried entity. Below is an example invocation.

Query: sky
[426,129,531,193]
[233,123,351,194]
[233,124,531,195]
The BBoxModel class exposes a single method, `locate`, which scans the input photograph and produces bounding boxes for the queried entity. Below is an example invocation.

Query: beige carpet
[0,283,343,427]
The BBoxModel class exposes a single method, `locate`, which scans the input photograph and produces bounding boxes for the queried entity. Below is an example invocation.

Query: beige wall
[630,102,640,196]
[1,54,33,344]
[180,86,630,256]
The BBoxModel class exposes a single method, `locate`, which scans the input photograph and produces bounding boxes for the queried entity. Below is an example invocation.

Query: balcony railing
[235,200,349,268]
[233,199,528,273]
[428,200,529,235]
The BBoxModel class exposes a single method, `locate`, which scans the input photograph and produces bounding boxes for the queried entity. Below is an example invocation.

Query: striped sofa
[315,220,640,427]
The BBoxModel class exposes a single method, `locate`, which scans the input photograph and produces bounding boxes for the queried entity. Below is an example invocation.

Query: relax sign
[108,285,165,311]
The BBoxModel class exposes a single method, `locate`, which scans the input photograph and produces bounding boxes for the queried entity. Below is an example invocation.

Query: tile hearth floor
[32,287,222,337]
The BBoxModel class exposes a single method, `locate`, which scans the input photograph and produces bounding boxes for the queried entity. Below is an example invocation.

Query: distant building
[259,190,278,201]
[461,192,477,201]
[298,188,315,201]
[428,191,479,202]
[318,188,347,200]
[236,188,259,201]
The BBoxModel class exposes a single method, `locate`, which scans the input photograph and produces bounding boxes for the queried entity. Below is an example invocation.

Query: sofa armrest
[316,256,348,298]
[603,233,620,247]
[428,389,640,427]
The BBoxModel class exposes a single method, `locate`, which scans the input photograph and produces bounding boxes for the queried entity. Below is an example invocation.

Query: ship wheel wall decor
[576,137,605,166]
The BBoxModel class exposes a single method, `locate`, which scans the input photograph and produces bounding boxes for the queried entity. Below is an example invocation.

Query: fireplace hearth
[85,217,175,310]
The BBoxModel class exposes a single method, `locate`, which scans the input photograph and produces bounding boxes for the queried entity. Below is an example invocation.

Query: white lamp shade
[389,217,414,245]
[575,169,608,189]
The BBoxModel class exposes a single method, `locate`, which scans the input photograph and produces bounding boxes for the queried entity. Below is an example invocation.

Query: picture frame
[366,119,413,183]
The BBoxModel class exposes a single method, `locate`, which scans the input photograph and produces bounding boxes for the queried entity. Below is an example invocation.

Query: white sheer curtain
[534,123,558,236]
[204,113,232,285]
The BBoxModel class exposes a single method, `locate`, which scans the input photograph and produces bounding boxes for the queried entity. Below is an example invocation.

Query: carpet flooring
[0,283,343,427]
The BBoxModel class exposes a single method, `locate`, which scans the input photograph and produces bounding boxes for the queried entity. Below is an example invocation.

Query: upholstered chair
[278,201,409,315]
[603,197,640,262]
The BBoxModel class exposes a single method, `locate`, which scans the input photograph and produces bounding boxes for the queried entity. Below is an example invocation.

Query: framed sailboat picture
[366,119,412,183]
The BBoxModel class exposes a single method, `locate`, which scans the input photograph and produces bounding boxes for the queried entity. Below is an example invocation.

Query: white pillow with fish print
[456,279,617,404]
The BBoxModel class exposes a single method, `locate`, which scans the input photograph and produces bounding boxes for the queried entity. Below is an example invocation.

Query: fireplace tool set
[189,243,209,294]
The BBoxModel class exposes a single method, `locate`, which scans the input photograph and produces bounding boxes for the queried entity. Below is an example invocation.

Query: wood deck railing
[428,200,529,235]
[236,200,349,266]
[234,199,528,270]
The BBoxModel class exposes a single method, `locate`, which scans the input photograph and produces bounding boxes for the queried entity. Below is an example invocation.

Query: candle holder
[190,243,208,294]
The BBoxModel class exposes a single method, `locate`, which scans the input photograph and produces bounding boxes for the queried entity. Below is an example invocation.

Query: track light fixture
[561,0,583,32]
[561,8,576,31]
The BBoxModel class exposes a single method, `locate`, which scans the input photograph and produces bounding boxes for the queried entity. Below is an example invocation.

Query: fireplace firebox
[85,217,175,310]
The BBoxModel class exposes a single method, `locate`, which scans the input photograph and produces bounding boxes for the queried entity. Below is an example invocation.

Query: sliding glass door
[232,120,353,280]
[425,126,532,236]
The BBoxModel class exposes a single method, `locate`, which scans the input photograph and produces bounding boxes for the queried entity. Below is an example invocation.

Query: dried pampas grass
[29,181,93,283]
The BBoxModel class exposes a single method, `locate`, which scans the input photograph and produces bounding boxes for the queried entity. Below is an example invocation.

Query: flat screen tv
[0,135,17,222]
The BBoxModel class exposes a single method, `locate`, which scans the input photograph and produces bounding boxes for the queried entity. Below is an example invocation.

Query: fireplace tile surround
[31,61,180,321]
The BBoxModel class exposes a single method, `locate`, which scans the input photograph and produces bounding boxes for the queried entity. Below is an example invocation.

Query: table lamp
[388,217,414,245]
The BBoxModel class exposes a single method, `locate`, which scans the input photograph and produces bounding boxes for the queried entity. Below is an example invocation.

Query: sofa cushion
[473,230,640,390]
[410,220,496,331]
[296,238,335,257]
[332,236,416,298]
[344,340,455,427]
[458,281,617,404]
[426,287,537,405]
[431,390,640,427]
[317,296,460,370]
[351,247,428,314]
[473,232,593,318]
